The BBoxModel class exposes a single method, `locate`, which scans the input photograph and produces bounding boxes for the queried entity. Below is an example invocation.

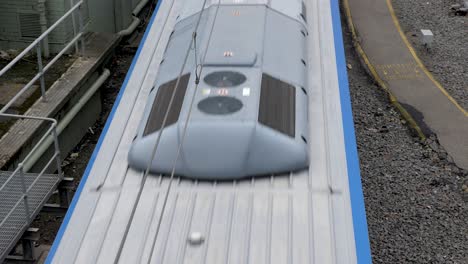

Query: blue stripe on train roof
[45,1,164,262]
[330,0,372,262]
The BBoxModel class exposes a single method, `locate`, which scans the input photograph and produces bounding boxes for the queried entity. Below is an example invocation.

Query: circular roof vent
[198,96,243,115]
[204,71,246,87]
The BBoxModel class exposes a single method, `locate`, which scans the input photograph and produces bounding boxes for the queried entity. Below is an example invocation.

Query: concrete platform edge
[342,0,426,141]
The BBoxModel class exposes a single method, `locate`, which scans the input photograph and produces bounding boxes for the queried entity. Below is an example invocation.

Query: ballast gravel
[343,22,468,263]
[391,0,468,110]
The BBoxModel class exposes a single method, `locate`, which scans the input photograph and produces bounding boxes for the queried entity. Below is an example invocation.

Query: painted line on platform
[387,0,467,117]
[342,0,427,140]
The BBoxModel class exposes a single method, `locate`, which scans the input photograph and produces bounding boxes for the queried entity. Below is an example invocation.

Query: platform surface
[47,1,371,263]
[346,0,468,169]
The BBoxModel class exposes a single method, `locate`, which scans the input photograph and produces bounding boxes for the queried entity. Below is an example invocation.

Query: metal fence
[0,0,85,112]
[0,114,62,227]
[0,0,85,259]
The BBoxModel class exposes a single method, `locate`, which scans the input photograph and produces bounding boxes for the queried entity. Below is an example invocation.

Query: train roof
[46,1,371,263]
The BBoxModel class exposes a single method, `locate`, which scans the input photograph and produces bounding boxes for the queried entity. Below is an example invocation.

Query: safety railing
[0,0,85,113]
[0,1,85,257]
[0,113,62,228]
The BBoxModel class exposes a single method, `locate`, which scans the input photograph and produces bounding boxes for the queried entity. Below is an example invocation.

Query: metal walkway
[47,0,372,263]
[0,171,60,261]
[0,114,63,263]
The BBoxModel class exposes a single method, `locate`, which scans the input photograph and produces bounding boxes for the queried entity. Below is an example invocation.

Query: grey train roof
[47,0,371,263]
[128,3,310,179]
[179,0,307,22]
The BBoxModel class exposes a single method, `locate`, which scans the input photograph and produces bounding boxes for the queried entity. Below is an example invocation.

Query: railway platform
[344,0,468,170]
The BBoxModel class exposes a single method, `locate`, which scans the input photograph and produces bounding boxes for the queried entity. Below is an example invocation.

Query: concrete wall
[0,0,143,53]
[82,0,141,33]
[0,0,90,53]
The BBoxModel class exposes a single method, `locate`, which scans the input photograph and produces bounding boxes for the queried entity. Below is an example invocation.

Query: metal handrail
[0,0,82,253]
[0,123,55,191]
[0,0,85,113]
[0,33,84,114]
[0,113,62,228]
[0,0,84,76]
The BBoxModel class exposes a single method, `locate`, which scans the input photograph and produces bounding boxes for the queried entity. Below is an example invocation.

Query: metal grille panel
[0,172,60,261]
[18,13,41,39]
[144,74,190,136]
[259,74,296,137]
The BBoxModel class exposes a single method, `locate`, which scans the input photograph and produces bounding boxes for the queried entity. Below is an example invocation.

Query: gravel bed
[343,20,468,263]
[391,0,468,110]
